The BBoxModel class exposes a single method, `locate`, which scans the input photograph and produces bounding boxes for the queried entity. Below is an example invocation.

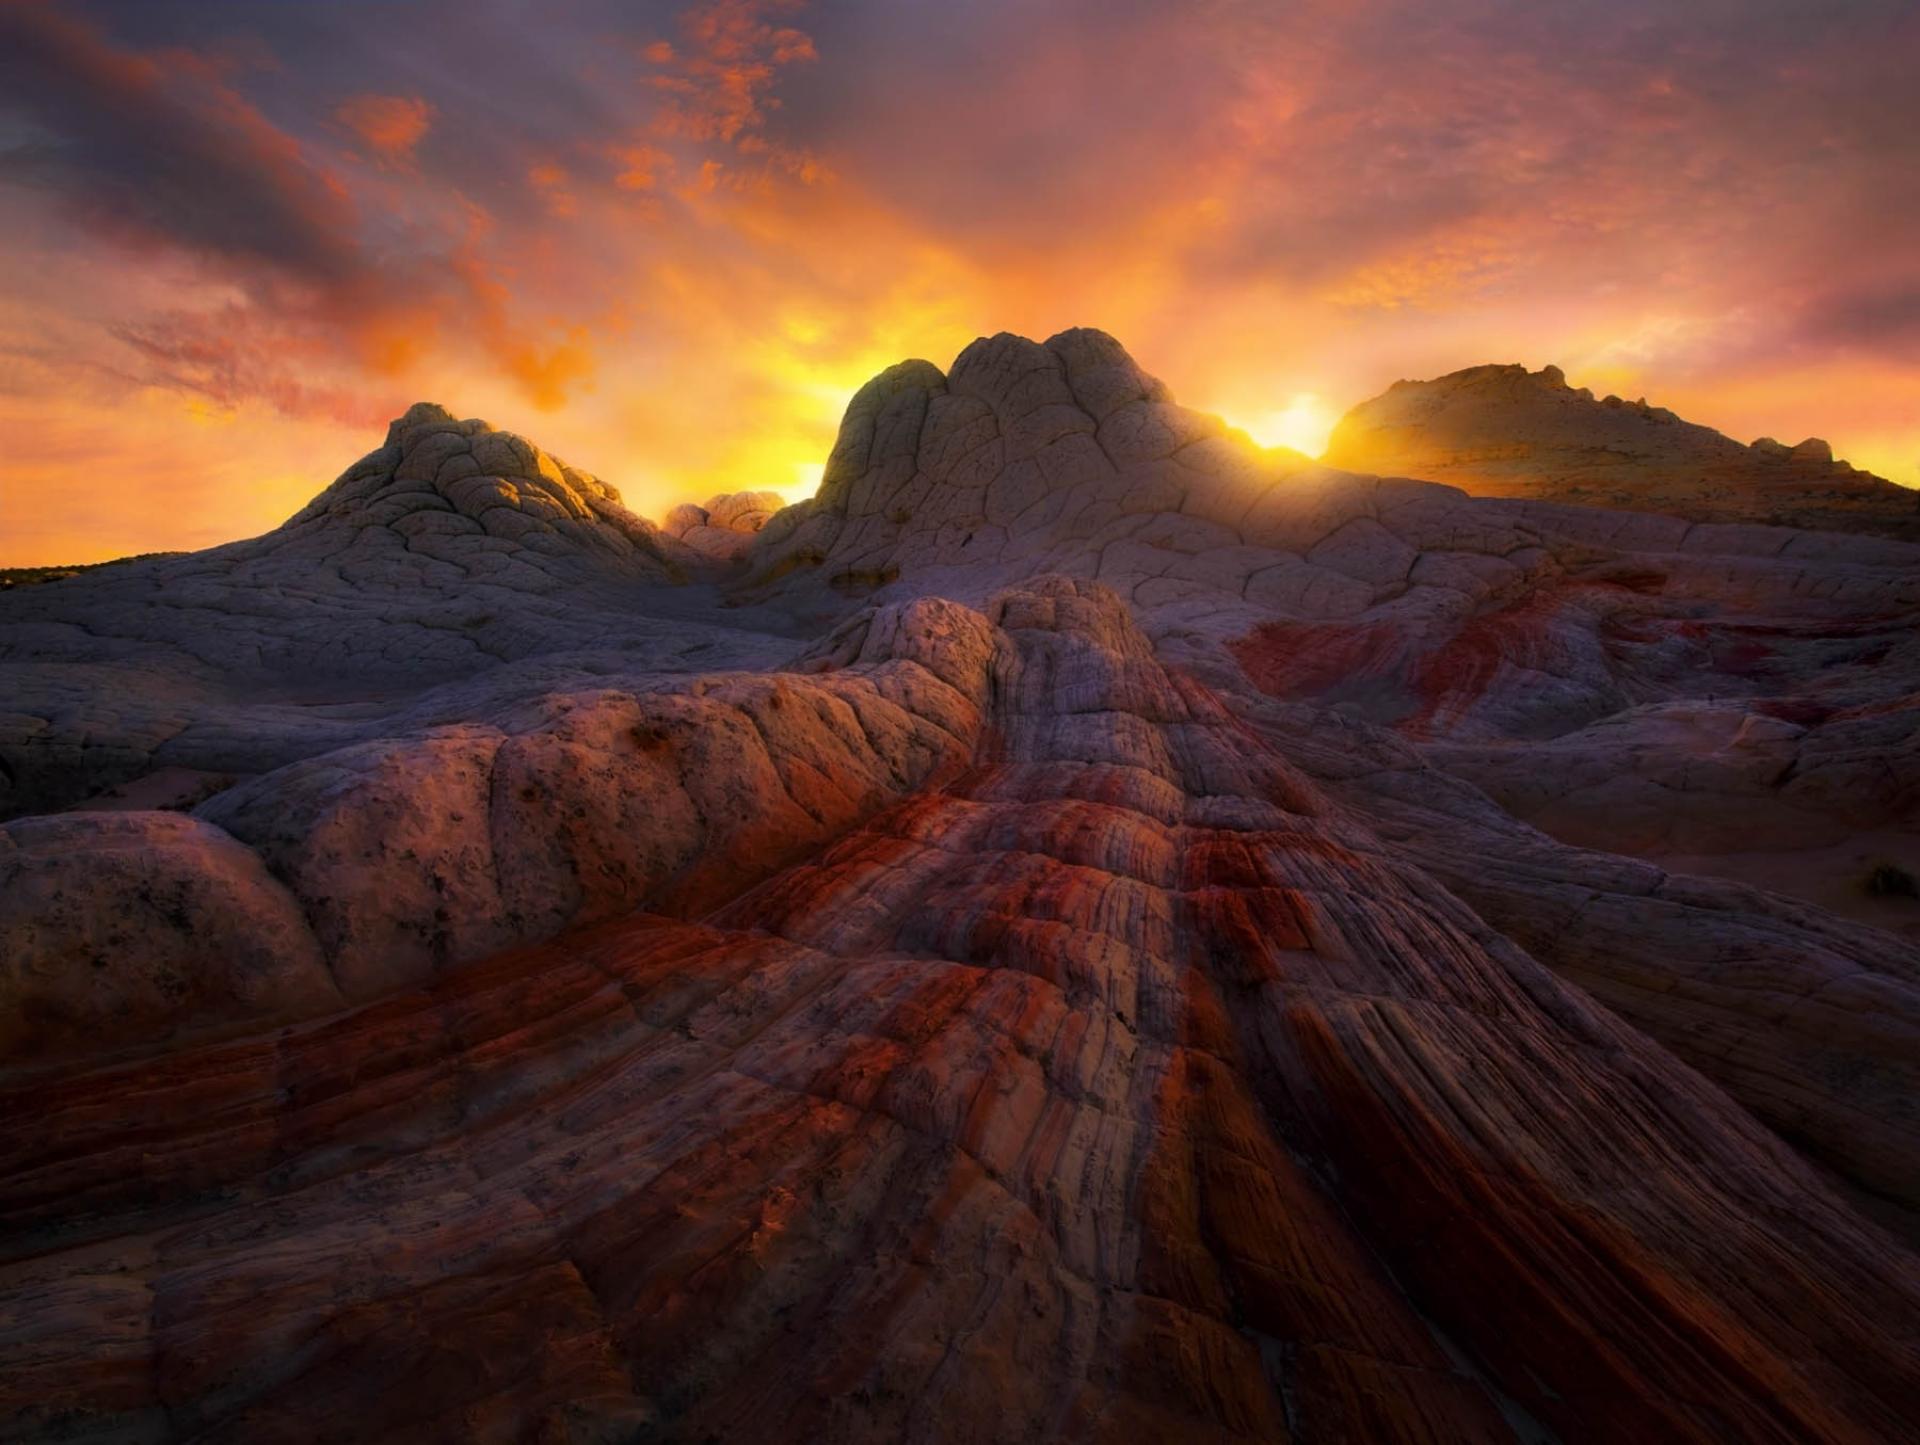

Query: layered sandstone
[5,579,1918,1442]
[2,335,1918,1441]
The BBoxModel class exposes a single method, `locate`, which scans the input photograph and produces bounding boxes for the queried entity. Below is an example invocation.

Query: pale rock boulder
[196,726,518,1000]
[0,810,337,1063]
[706,490,787,532]
[791,594,1006,708]
[662,488,790,563]
[745,329,1334,603]
[192,599,999,1001]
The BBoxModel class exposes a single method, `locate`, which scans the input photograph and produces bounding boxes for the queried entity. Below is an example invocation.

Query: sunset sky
[2,0,1916,565]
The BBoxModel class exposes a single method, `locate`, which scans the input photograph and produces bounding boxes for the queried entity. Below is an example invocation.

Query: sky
[1,0,1916,565]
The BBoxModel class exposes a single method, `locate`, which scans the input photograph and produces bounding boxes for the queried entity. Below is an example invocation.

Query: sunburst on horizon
[1220,392,1340,459]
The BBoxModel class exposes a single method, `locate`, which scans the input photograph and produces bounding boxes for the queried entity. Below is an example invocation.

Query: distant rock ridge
[732,329,1920,613]
[1325,362,1919,536]
[0,402,704,691]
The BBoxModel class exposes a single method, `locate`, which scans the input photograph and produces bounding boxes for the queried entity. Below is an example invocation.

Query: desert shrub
[1861,861,1920,899]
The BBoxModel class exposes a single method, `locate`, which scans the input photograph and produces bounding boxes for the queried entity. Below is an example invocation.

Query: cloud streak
[0,3,360,285]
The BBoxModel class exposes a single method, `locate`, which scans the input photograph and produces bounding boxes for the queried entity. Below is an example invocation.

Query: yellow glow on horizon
[786,459,823,501]
[181,395,238,428]
[1221,392,1338,458]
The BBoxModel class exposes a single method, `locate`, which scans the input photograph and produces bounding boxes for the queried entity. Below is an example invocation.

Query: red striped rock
[2,579,1916,1442]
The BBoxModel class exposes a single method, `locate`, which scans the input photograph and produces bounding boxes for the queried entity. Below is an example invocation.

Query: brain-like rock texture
[2,333,1918,1441]
[291,401,683,575]
[1325,362,1920,537]
[663,488,789,562]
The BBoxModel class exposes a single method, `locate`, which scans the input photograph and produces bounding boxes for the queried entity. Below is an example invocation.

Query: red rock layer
[3,579,1917,1442]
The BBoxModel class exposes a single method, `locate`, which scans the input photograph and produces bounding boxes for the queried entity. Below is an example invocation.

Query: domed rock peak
[289,401,676,570]
[745,328,1309,597]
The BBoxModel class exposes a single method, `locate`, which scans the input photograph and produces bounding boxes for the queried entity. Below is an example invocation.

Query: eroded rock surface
[0,811,338,1064]
[3,336,1918,1442]
[2,400,691,683]
[0,408,813,821]
[663,488,789,563]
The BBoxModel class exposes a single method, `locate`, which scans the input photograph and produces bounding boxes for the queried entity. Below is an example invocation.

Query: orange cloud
[335,93,434,165]
[0,5,360,283]
[608,143,672,191]
[527,160,580,217]
[646,0,818,144]
[501,328,597,412]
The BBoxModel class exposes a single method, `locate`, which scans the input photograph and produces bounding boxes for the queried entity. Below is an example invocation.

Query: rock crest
[1325,363,1919,536]
[290,400,680,573]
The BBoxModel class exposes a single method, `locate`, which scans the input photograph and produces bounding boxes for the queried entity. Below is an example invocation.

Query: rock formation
[1325,362,1920,537]
[662,488,790,563]
[0,405,811,821]
[2,332,1918,1441]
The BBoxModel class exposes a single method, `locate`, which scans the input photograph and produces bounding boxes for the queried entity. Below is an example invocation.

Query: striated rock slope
[1324,362,1920,537]
[5,580,1919,1442]
[738,329,1920,930]
[725,327,1920,1227]
[0,597,989,1068]
[3,332,1919,1441]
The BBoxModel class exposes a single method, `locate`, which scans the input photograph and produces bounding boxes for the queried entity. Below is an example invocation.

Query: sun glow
[786,460,823,502]
[1222,392,1338,458]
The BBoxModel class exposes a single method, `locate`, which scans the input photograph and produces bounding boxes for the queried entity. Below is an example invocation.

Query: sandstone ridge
[1324,361,1919,535]
[0,403,808,819]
